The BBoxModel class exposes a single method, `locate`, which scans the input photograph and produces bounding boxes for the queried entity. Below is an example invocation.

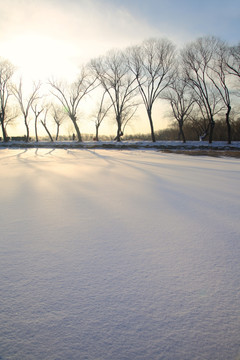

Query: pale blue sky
[107,0,240,43]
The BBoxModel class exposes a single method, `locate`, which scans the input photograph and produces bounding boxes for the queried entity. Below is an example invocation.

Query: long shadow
[34,148,56,157]
[85,148,170,183]
[85,148,116,167]
[0,148,28,162]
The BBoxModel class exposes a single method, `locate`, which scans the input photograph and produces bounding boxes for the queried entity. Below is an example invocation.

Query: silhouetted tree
[163,72,194,143]
[208,40,233,143]
[12,80,41,142]
[49,67,97,142]
[182,37,223,143]
[0,58,15,141]
[50,104,66,141]
[91,90,112,141]
[31,103,44,142]
[90,50,138,141]
[127,38,176,142]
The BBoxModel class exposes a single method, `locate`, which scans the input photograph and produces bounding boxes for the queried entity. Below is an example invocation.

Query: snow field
[0,148,240,360]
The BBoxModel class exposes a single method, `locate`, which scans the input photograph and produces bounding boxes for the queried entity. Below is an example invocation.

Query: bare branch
[11,80,41,142]
[90,50,138,141]
[0,58,15,141]
[49,67,98,141]
[127,38,176,141]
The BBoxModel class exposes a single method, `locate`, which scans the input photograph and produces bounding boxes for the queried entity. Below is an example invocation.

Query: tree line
[0,36,239,143]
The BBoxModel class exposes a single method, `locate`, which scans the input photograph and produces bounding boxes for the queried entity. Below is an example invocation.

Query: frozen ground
[0,148,240,360]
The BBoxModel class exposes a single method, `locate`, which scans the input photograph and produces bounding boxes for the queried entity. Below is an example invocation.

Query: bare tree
[49,67,97,142]
[31,103,44,142]
[91,90,112,141]
[163,73,195,143]
[51,104,66,141]
[90,50,138,142]
[12,80,41,142]
[208,40,233,143]
[0,58,15,141]
[182,37,224,143]
[127,38,176,142]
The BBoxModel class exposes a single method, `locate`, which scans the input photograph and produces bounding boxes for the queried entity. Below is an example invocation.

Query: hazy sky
[1,0,239,82]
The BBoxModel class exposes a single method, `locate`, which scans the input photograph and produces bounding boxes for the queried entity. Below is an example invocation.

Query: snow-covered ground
[0,148,240,360]
[1,140,240,150]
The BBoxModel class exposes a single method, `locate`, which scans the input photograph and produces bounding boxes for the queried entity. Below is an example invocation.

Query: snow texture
[0,148,240,360]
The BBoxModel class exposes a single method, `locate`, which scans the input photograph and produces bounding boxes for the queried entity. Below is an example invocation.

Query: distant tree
[231,116,240,140]
[187,111,210,141]
[90,50,139,141]
[50,104,66,141]
[49,67,97,142]
[0,58,15,141]
[163,72,195,143]
[182,37,224,143]
[91,90,112,141]
[127,38,176,142]
[12,80,41,142]
[31,103,44,142]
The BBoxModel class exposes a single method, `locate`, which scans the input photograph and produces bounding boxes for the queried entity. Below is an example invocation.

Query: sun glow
[3,33,79,82]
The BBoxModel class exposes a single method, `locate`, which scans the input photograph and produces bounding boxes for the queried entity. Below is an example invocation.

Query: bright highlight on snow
[0,149,240,360]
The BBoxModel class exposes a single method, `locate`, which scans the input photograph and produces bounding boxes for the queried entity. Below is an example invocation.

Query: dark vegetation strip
[161,149,240,158]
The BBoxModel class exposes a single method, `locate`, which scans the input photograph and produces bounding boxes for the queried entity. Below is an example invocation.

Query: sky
[1,0,239,82]
[0,0,239,136]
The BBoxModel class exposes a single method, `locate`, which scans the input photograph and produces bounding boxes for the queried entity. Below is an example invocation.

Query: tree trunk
[41,121,53,142]
[115,114,122,142]
[226,105,231,145]
[179,120,186,143]
[208,117,215,144]
[115,128,122,142]
[71,116,82,142]
[0,116,8,142]
[95,125,99,141]
[56,124,60,141]
[147,109,156,142]
[24,117,30,142]
[35,119,38,142]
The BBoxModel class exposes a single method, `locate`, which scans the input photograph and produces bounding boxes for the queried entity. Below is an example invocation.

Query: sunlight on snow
[0,148,240,360]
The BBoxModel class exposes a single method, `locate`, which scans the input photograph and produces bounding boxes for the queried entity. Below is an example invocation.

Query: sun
[3,33,79,82]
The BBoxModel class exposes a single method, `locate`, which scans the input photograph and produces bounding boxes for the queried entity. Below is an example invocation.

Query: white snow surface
[0,148,240,360]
